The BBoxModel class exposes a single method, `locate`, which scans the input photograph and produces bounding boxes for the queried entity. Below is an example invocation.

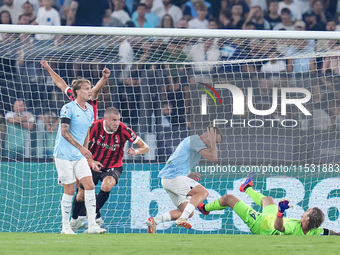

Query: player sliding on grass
[197,172,340,235]
[70,107,149,231]
[146,126,223,233]
[41,60,110,121]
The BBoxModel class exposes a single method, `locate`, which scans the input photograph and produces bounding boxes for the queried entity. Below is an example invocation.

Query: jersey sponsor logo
[95,140,120,151]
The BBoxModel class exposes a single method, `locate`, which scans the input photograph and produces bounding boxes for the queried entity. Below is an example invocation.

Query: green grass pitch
[0,233,339,255]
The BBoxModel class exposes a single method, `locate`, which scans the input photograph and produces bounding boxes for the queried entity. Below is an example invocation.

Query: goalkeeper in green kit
[197,172,340,236]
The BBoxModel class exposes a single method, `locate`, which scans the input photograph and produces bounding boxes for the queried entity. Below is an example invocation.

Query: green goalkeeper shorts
[233,201,278,235]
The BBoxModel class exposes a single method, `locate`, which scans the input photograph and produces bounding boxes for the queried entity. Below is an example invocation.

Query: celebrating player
[146,126,224,233]
[41,60,110,121]
[70,107,149,231]
[197,172,340,235]
[54,78,106,234]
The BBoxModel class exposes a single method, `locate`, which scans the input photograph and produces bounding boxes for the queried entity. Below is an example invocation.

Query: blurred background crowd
[0,0,339,165]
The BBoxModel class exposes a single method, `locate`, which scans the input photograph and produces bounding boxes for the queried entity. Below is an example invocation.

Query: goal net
[0,26,339,234]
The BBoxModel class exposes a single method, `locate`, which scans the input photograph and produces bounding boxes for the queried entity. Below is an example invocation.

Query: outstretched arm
[41,60,68,93]
[274,199,292,232]
[274,213,285,232]
[91,67,110,100]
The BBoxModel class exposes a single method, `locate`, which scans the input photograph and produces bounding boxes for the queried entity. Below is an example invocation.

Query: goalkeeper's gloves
[277,199,292,218]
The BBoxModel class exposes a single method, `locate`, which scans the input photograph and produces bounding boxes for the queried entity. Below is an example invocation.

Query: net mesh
[0,29,339,233]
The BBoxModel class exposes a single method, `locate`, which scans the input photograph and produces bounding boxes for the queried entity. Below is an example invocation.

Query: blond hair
[71,78,91,98]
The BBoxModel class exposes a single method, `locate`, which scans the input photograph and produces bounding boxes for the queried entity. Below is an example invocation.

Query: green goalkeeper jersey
[233,201,326,236]
[258,215,324,235]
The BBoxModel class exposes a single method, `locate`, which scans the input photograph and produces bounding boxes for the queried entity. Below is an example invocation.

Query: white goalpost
[0,25,339,234]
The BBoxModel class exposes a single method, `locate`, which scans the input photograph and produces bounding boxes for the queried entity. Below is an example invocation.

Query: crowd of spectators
[0,0,339,31]
[0,0,339,162]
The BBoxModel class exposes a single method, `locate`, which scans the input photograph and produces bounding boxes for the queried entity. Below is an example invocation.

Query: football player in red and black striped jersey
[71,107,149,229]
[41,60,110,121]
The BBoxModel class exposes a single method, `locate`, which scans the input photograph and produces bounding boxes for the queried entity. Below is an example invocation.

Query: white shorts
[54,157,92,185]
[161,175,200,207]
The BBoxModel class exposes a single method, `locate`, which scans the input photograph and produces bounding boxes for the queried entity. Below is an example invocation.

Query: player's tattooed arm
[61,123,92,159]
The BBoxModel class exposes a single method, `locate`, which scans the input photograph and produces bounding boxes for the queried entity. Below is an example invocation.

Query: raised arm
[91,67,110,100]
[274,199,291,232]
[274,212,285,232]
[41,60,68,93]
[199,127,218,162]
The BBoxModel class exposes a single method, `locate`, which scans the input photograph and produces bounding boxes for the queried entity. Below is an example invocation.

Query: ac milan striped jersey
[89,119,139,168]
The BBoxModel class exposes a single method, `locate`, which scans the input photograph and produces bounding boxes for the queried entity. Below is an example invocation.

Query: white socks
[61,193,73,229]
[84,189,96,228]
[179,203,196,220]
[153,203,196,225]
[154,212,171,225]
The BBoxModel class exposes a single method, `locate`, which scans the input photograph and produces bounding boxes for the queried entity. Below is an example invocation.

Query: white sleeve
[5,112,15,120]
[53,9,61,26]
[27,115,35,123]
[35,8,42,23]
[132,136,140,144]
[64,86,71,95]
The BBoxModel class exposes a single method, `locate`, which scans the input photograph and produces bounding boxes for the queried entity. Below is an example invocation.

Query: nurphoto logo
[200,83,312,128]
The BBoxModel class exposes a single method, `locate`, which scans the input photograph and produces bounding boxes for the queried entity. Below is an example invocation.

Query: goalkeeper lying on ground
[197,172,340,235]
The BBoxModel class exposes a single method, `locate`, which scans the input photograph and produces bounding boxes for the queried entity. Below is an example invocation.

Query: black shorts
[92,166,123,185]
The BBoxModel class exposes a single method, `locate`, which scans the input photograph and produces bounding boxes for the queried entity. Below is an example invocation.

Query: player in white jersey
[54,78,106,234]
[146,126,223,233]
